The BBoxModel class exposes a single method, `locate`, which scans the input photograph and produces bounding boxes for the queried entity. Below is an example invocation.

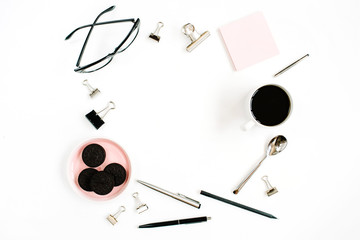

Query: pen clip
[177,193,201,206]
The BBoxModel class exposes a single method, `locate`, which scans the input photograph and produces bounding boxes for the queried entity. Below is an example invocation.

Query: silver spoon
[233,135,287,194]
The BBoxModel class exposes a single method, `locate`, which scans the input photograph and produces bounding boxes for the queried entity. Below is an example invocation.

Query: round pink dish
[68,138,131,200]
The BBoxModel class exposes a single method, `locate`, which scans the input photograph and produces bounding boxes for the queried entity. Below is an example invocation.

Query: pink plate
[68,138,131,200]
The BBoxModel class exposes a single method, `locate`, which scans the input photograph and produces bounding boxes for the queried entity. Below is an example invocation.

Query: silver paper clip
[133,192,149,214]
[182,23,210,52]
[149,22,164,42]
[107,206,126,226]
[262,176,278,196]
[137,180,201,208]
[85,101,115,129]
[83,79,100,97]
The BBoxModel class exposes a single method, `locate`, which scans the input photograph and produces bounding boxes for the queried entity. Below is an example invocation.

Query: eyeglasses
[65,6,140,73]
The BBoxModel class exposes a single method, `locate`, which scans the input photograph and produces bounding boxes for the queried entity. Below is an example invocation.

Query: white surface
[1,0,360,239]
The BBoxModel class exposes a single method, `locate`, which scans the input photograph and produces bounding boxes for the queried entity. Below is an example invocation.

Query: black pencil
[200,190,277,219]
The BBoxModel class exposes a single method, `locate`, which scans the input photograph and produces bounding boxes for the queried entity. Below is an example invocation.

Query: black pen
[139,216,211,228]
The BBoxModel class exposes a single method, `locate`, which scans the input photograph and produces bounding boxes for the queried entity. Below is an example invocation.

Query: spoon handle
[233,156,267,194]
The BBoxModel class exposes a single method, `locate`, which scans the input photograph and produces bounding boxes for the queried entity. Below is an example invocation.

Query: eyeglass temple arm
[114,19,140,54]
[65,19,136,40]
[74,6,115,67]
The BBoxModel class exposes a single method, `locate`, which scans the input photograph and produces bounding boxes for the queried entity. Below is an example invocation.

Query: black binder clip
[86,101,115,129]
[149,22,164,42]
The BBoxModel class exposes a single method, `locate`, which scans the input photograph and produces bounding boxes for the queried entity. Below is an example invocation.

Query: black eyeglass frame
[65,6,140,73]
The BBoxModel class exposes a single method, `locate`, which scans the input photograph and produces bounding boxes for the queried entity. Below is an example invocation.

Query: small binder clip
[182,23,210,52]
[149,22,164,42]
[83,79,100,97]
[85,101,115,129]
[107,206,125,226]
[133,192,149,214]
[262,176,278,196]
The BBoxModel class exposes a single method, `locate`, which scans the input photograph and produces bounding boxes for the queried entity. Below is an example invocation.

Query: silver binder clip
[182,23,210,52]
[107,206,126,226]
[149,22,164,42]
[262,176,278,196]
[133,192,149,214]
[83,79,100,97]
[85,101,115,129]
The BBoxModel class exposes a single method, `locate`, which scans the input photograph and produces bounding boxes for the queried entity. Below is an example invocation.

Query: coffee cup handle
[243,121,255,131]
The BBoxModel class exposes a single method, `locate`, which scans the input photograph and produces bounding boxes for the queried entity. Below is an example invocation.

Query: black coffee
[250,85,291,126]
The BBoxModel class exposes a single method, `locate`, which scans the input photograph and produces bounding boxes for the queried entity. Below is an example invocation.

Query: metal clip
[107,206,126,226]
[149,22,164,42]
[262,176,278,196]
[83,79,100,97]
[133,192,149,214]
[177,193,201,206]
[85,101,115,129]
[182,23,210,52]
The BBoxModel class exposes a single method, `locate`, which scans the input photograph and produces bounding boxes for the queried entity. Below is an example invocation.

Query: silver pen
[273,54,309,77]
[137,180,201,209]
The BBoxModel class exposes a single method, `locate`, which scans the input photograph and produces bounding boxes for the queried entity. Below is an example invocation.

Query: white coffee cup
[243,84,292,130]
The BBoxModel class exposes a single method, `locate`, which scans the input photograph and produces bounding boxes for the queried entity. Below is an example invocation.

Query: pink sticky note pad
[219,12,279,71]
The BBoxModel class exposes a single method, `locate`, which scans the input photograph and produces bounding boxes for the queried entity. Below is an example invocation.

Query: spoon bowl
[268,135,287,156]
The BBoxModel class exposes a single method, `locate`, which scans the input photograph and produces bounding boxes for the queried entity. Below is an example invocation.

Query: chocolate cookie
[89,171,115,195]
[78,168,98,192]
[82,143,106,167]
[104,163,127,186]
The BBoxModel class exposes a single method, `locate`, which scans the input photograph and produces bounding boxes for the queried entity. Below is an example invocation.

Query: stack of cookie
[77,144,127,195]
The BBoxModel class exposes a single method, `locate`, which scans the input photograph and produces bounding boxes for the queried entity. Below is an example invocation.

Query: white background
[1,0,360,239]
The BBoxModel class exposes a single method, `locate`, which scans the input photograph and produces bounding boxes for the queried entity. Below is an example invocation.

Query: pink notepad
[219,12,279,71]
